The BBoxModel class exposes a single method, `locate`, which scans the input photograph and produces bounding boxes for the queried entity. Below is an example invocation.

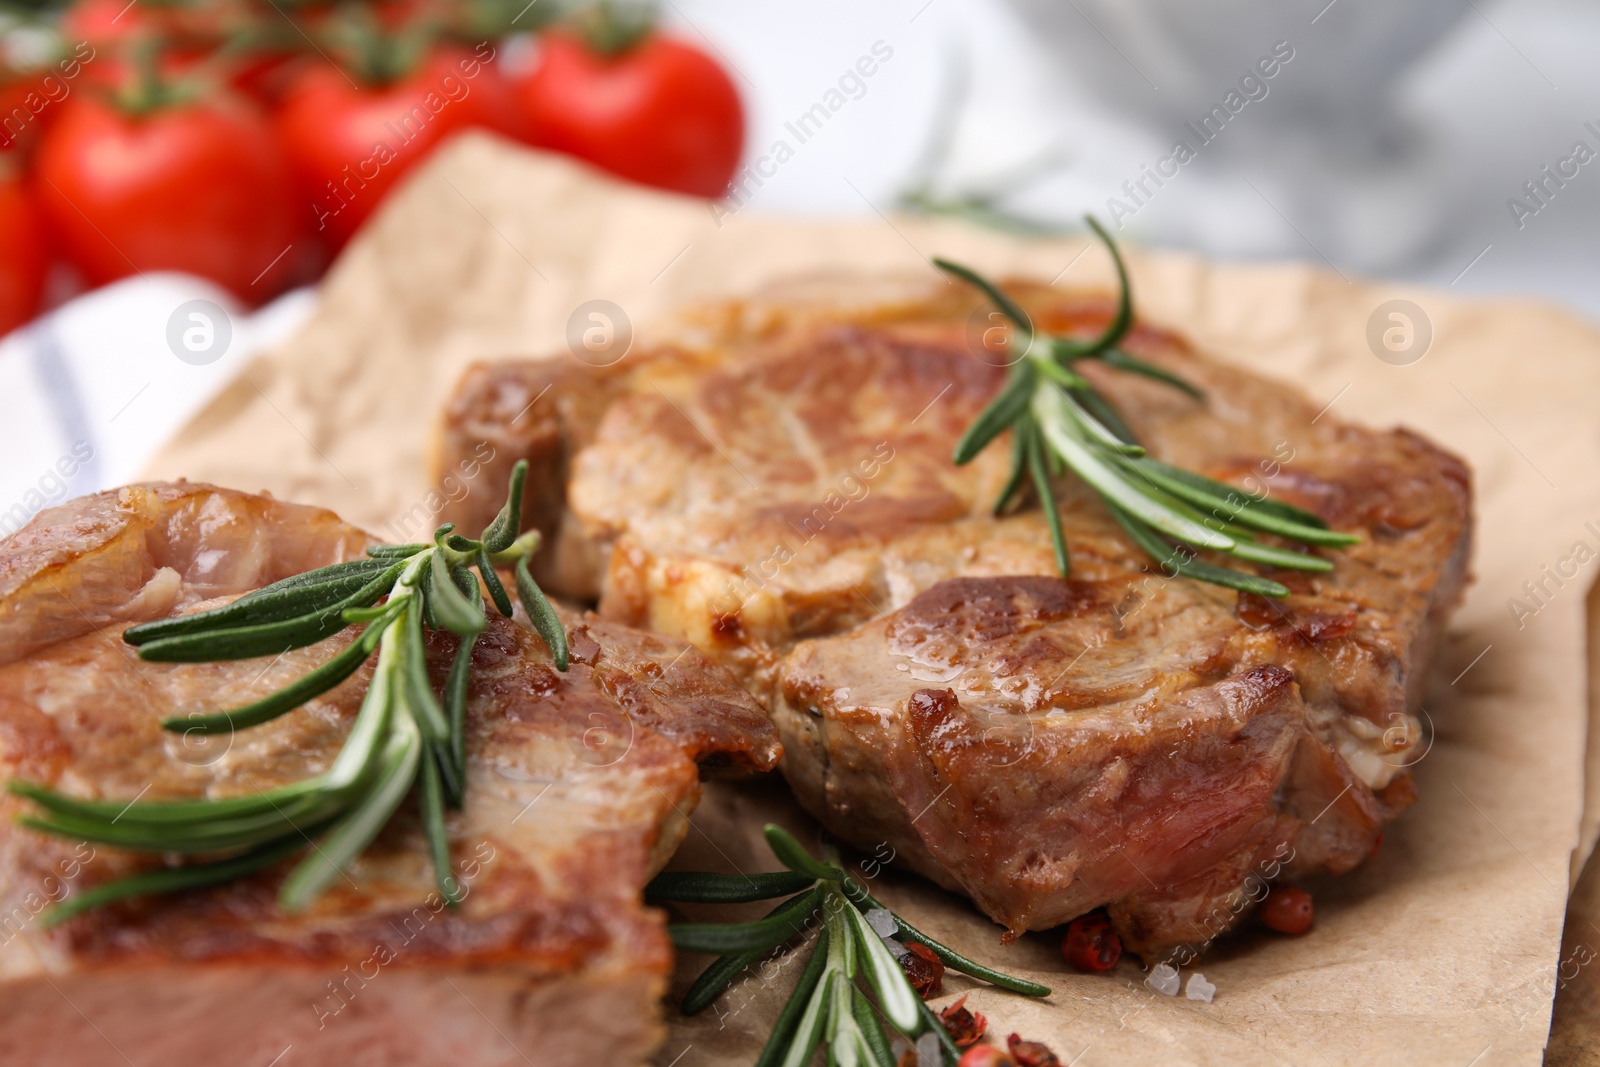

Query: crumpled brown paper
[145,133,1600,1065]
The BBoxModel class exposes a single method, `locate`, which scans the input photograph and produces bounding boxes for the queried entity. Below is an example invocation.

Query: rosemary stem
[844,879,1051,998]
[840,885,921,1033]
[934,234,1359,597]
[915,996,963,1066]
[1032,388,1234,550]
[486,529,541,567]
[21,459,566,925]
[323,617,402,791]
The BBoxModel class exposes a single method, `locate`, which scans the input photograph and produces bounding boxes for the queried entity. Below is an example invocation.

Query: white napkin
[0,276,314,537]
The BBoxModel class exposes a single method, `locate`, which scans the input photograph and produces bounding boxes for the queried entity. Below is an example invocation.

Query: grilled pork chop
[0,482,778,1066]
[436,278,1471,958]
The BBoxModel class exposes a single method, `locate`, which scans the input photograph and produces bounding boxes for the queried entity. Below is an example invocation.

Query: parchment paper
[145,133,1600,1065]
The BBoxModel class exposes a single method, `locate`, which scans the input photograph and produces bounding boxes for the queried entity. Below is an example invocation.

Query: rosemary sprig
[936,217,1359,597]
[11,461,568,922]
[648,825,1049,1067]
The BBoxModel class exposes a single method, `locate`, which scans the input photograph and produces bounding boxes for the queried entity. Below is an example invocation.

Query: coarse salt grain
[865,908,898,938]
[1146,963,1180,995]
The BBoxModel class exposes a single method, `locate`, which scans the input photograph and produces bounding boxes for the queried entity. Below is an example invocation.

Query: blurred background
[0,0,1593,526]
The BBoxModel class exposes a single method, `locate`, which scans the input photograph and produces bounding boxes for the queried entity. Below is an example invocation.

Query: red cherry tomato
[1,43,99,155]
[513,30,743,198]
[274,45,521,250]
[61,0,180,91]
[230,49,307,109]
[1260,885,1314,935]
[34,95,301,300]
[0,77,43,154]
[59,0,233,57]
[0,171,48,336]
[61,0,273,98]
[58,0,142,51]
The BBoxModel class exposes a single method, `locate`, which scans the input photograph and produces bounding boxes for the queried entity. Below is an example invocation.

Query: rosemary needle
[934,216,1360,597]
[652,825,1048,1067]
[647,869,817,904]
[11,461,568,920]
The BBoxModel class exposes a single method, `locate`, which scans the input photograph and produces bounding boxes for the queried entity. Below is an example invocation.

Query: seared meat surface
[436,280,1472,958]
[0,483,778,1066]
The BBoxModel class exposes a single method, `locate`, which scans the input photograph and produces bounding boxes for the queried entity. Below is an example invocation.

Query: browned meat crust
[434,280,1472,959]
[0,483,778,1066]
[432,358,632,601]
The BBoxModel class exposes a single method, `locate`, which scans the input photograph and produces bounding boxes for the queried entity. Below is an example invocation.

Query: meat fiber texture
[440,285,1471,962]
[0,483,778,1066]
[142,135,1600,1066]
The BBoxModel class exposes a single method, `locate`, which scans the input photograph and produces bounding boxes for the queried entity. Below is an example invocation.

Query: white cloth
[0,276,314,535]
